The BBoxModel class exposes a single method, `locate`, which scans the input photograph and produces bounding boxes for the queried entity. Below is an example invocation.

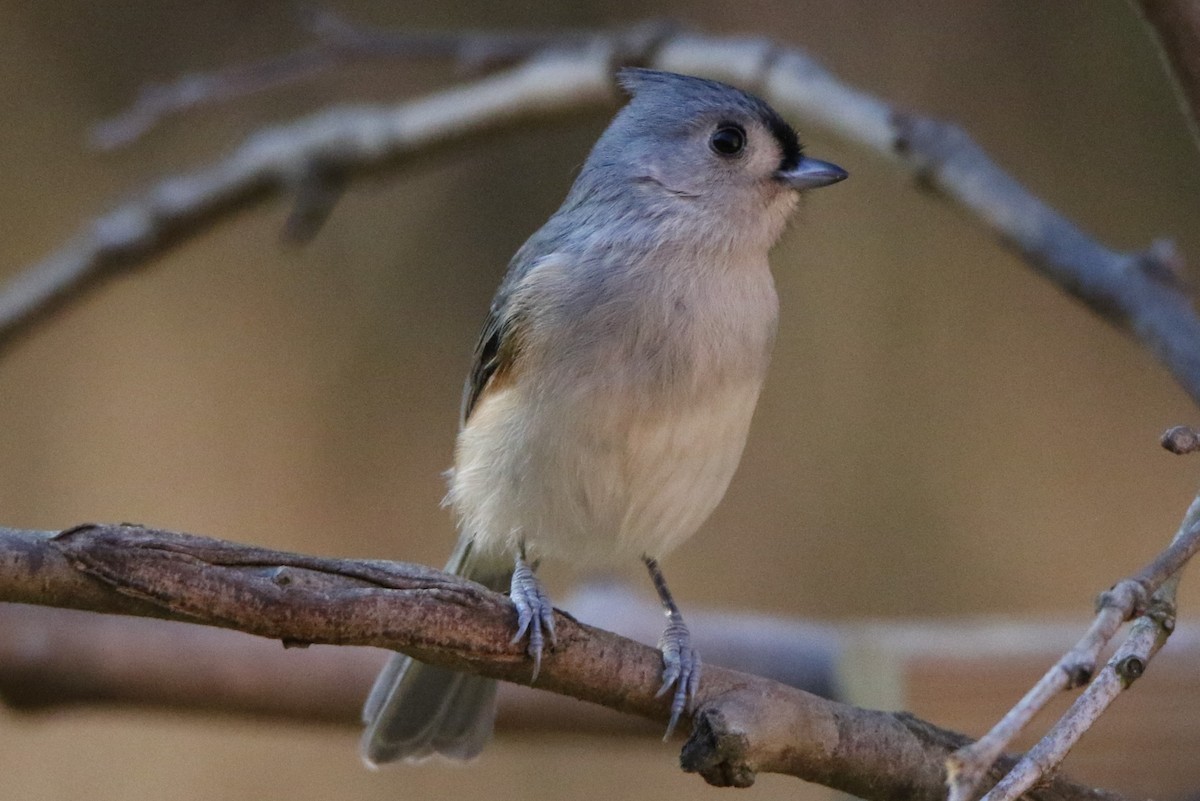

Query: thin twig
[946,489,1200,801]
[0,524,1123,801]
[91,13,677,149]
[981,595,1174,801]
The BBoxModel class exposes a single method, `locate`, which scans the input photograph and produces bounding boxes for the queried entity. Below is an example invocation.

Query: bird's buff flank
[361,68,847,765]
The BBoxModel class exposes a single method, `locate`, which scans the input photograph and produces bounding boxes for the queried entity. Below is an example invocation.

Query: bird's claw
[510,557,556,682]
[656,614,701,739]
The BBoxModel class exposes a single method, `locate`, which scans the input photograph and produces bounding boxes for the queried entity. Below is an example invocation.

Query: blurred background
[1,1,1198,799]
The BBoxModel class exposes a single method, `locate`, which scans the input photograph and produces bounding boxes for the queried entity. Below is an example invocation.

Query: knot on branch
[1060,658,1095,689]
[1134,238,1188,291]
[283,158,350,243]
[889,111,973,194]
[679,705,757,788]
[1144,595,1177,634]
[1114,654,1145,686]
[1161,425,1200,454]
[1095,579,1149,621]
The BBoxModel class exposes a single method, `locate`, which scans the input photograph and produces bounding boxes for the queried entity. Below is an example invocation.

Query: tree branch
[2,19,1197,798]
[2,25,1196,406]
[947,484,1200,801]
[980,601,1173,801]
[0,524,1122,801]
[90,15,678,150]
[0,604,385,724]
[0,586,840,729]
[0,49,621,356]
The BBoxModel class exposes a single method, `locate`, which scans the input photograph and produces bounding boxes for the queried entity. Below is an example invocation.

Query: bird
[360,67,847,765]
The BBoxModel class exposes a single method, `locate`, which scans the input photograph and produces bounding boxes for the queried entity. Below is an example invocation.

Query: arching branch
[1,25,1196,407]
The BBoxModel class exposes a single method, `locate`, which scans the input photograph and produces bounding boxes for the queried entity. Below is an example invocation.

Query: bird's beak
[775,157,848,191]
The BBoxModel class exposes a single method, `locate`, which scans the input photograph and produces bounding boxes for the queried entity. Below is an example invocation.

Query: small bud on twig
[1161,425,1200,454]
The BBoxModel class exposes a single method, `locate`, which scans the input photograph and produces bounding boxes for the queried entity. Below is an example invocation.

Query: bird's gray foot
[510,553,556,681]
[643,556,701,739]
[656,611,701,739]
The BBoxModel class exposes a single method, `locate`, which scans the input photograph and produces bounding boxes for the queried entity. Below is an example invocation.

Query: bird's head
[573,68,847,254]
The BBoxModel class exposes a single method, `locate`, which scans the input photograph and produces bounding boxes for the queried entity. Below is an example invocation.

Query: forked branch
[947,432,1200,801]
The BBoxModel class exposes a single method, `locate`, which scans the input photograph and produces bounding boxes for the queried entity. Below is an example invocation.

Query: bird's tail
[360,538,510,766]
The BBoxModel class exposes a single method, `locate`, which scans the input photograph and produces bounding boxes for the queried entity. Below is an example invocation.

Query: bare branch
[0,604,384,724]
[611,35,1200,408]
[889,120,1196,398]
[946,489,1200,801]
[980,598,1173,801]
[91,14,677,149]
[0,50,622,356]
[1132,0,1200,150]
[3,26,1197,408]
[0,524,1121,801]
[0,588,839,727]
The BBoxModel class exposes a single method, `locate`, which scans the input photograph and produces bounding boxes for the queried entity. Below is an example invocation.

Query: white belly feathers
[446,254,778,568]
[449,376,763,565]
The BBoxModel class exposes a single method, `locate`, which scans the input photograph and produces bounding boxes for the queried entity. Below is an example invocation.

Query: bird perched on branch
[361,67,847,764]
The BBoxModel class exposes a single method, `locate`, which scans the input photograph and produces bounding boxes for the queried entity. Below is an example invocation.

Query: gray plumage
[362,67,846,766]
[461,69,805,425]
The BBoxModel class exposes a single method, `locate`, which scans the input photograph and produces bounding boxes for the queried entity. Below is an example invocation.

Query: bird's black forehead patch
[617,68,804,171]
[759,107,802,172]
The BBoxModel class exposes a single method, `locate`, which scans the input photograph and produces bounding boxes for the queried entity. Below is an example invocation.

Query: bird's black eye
[709,124,746,156]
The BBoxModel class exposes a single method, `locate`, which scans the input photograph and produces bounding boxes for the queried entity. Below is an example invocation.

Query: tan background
[1,1,1198,799]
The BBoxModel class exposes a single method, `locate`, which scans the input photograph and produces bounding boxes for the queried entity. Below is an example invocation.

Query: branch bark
[1,25,1197,407]
[0,586,839,729]
[947,487,1200,801]
[0,524,1123,801]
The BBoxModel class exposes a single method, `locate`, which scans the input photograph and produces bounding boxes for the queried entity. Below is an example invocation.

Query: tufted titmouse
[361,68,847,765]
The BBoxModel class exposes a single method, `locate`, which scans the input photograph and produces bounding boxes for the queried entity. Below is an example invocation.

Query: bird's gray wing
[460,231,567,426]
[460,293,524,426]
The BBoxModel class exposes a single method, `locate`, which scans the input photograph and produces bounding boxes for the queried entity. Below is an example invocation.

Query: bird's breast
[450,254,778,565]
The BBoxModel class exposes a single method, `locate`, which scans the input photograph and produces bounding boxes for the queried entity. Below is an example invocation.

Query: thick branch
[0,588,839,729]
[2,27,1197,407]
[0,604,385,724]
[0,524,1119,801]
